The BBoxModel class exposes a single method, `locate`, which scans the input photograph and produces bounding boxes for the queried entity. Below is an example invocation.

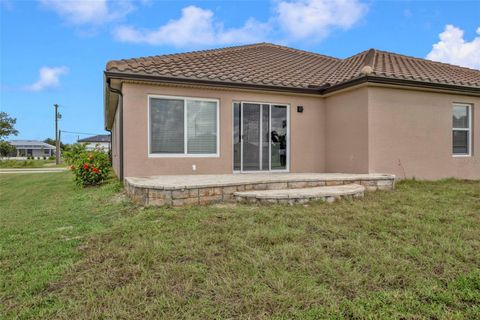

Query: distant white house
[78,134,111,152]
[8,140,56,158]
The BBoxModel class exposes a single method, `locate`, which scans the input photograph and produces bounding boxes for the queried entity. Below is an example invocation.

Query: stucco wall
[121,83,326,177]
[325,87,370,173]
[112,82,479,180]
[111,103,121,177]
[368,87,480,179]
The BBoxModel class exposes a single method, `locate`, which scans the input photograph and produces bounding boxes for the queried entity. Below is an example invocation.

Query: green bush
[63,143,88,165]
[64,144,111,187]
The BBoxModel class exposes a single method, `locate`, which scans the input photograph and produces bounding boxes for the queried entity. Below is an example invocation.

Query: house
[104,43,480,181]
[78,134,111,152]
[8,140,56,158]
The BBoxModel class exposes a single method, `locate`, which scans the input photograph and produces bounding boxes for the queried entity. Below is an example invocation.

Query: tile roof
[327,49,480,87]
[78,134,111,143]
[9,140,56,149]
[106,43,480,91]
[106,43,339,89]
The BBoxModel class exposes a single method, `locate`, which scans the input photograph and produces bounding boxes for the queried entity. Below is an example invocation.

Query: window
[452,103,472,156]
[149,96,219,156]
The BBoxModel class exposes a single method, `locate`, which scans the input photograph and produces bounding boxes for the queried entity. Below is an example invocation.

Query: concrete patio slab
[125,173,394,190]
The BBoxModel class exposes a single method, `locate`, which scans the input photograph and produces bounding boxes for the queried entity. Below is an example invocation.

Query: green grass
[0,159,64,168]
[0,173,479,319]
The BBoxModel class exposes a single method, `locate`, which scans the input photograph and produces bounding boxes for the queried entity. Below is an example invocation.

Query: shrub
[63,143,88,165]
[0,140,15,157]
[64,144,111,187]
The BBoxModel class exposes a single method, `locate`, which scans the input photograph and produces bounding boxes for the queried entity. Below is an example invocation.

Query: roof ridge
[374,48,480,73]
[261,43,340,61]
[363,48,376,67]
[359,48,377,75]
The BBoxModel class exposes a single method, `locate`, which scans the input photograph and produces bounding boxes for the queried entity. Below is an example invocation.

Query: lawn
[0,159,64,168]
[0,173,479,319]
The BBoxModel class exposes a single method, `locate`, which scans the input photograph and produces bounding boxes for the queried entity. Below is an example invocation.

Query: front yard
[0,159,64,168]
[0,172,479,319]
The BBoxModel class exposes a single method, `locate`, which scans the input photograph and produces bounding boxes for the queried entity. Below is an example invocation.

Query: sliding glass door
[233,102,289,172]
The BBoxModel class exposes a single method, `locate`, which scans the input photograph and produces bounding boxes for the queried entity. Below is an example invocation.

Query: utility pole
[58,130,62,161]
[54,104,61,164]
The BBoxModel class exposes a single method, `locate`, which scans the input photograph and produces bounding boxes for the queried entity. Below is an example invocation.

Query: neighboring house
[8,140,56,158]
[104,43,480,181]
[78,134,111,152]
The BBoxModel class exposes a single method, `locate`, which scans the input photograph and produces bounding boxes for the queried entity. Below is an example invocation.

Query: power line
[61,130,107,136]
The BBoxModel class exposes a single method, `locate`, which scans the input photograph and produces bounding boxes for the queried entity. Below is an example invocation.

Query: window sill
[452,154,472,158]
[148,154,220,158]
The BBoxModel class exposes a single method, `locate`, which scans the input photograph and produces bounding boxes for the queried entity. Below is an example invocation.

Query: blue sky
[1,0,479,143]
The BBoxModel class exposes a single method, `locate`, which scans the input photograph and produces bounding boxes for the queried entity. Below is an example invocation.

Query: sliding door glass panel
[186,100,217,154]
[150,98,184,154]
[233,102,241,170]
[270,105,287,170]
[261,104,270,170]
[242,103,261,171]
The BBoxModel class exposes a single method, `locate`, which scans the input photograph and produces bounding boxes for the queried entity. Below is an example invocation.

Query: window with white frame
[149,96,219,156]
[452,103,472,156]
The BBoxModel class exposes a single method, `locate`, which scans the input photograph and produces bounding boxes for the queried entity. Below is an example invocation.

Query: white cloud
[113,1,369,47]
[275,0,368,40]
[39,0,134,25]
[27,66,69,91]
[113,5,270,47]
[426,25,480,70]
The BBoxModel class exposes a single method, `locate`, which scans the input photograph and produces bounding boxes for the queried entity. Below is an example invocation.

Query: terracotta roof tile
[106,43,480,90]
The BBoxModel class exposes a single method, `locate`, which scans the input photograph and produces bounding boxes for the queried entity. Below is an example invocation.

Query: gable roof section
[106,43,480,92]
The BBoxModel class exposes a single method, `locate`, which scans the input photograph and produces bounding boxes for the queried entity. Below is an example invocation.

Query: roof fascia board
[104,71,324,95]
[322,76,480,97]
[104,72,480,105]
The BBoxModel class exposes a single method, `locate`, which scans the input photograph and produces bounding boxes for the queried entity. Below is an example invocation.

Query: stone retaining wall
[125,177,395,207]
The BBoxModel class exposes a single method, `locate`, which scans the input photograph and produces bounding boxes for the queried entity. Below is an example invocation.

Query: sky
[1,0,479,143]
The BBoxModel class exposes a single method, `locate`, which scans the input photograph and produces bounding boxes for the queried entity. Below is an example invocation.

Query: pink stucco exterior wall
[111,104,121,176]
[325,87,369,173]
[368,87,479,179]
[119,82,326,177]
[110,82,479,180]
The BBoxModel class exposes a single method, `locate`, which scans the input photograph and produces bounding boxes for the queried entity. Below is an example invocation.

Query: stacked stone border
[125,176,395,207]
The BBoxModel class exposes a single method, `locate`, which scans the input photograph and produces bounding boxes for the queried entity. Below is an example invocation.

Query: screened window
[149,96,218,156]
[452,103,472,156]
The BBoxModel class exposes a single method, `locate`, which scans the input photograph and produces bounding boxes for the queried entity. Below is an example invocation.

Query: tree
[0,112,19,140]
[43,138,55,146]
[44,138,67,150]
[0,140,15,157]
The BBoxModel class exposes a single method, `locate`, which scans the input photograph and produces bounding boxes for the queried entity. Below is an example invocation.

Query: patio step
[234,184,365,204]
